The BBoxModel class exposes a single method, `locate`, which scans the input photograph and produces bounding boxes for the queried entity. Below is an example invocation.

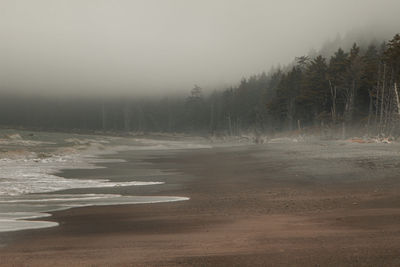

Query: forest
[1,33,400,138]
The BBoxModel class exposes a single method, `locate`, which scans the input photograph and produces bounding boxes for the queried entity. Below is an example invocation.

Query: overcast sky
[1,0,400,97]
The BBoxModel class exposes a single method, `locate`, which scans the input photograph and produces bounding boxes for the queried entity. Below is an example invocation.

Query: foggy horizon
[1,0,400,97]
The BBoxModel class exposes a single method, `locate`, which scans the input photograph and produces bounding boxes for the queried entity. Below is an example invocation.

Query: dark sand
[1,141,400,266]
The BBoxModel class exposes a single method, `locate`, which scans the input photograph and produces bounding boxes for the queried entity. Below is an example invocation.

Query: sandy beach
[1,140,400,266]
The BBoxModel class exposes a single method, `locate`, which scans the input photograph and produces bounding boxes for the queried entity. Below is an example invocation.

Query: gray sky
[1,0,400,97]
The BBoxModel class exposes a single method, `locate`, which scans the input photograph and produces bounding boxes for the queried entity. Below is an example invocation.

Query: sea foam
[0,136,205,233]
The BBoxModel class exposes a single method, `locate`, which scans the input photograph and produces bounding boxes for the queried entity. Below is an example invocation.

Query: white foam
[0,219,59,232]
[132,138,212,150]
[0,150,160,196]
[0,138,210,197]
[0,194,189,232]
[0,136,207,233]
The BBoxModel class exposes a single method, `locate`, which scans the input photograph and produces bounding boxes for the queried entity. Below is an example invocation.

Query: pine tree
[297,55,329,126]
[327,48,348,124]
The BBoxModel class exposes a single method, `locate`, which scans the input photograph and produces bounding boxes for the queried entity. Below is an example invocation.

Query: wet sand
[1,141,400,266]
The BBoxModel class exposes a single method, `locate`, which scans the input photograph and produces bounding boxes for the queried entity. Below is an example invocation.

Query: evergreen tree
[328,48,349,123]
[297,55,329,125]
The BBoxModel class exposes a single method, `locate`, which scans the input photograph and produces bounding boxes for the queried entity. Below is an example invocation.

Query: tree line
[1,34,400,137]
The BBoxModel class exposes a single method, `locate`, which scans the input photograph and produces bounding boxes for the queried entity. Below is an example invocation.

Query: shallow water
[0,130,208,233]
[0,194,189,232]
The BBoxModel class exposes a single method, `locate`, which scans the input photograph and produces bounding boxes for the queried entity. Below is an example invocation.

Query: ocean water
[0,132,209,233]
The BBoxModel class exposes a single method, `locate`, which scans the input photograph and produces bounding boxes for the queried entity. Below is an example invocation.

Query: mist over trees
[1,34,400,138]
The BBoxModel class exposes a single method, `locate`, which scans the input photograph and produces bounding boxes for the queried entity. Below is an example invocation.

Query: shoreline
[2,142,400,266]
[0,146,195,242]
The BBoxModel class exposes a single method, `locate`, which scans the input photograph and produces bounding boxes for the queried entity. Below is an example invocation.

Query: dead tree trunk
[379,64,387,134]
[395,83,400,115]
[367,89,374,135]
[374,64,381,129]
[329,80,337,125]
[287,97,295,131]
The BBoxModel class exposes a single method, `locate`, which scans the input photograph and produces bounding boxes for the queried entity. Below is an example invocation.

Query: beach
[1,140,400,266]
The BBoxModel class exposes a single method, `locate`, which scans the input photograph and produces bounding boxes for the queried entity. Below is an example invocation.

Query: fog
[1,0,400,97]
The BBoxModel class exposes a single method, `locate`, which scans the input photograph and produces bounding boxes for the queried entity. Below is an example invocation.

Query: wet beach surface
[1,141,400,266]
